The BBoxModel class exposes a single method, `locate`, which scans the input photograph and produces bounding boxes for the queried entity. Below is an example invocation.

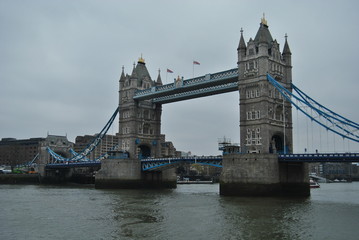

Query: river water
[1,183,359,240]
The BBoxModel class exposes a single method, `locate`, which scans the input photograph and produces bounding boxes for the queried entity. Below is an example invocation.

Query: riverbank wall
[0,174,40,184]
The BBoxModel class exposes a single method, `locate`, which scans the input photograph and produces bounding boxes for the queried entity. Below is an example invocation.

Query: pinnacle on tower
[131,62,137,78]
[119,65,126,82]
[238,28,246,50]
[156,69,163,86]
[283,34,292,55]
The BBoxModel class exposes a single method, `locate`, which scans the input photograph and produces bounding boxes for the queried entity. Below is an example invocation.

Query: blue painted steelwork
[29,153,39,165]
[107,151,129,159]
[69,144,120,162]
[141,153,359,171]
[267,74,359,142]
[69,149,91,161]
[46,107,119,163]
[279,153,359,162]
[134,68,239,104]
[141,156,223,171]
[46,150,129,169]
[46,161,101,169]
[45,152,359,170]
[152,82,238,104]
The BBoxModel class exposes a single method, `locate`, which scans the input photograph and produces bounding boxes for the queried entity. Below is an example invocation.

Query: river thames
[1,183,359,240]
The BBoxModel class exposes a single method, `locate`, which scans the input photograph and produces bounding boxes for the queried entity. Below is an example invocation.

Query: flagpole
[166,68,173,83]
[192,60,200,79]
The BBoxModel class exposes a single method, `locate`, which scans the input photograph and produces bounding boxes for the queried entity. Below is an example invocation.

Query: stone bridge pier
[37,137,74,183]
[95,157,177,189]
[220,153,309,197]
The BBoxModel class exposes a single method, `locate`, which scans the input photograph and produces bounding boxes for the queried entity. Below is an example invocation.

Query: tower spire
[156,68,162,86]
[261,13,268,26]
[283,33,292,55]
[131,61,137,78]
[238,28,246,50]
[119,65,126,82]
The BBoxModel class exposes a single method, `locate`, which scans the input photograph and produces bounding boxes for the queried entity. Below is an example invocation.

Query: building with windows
[310,162,359,181]
[74,134,120,160]
[0,135,73,166]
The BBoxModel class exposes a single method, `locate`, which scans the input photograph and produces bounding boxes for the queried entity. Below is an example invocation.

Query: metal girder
[278,153,359,162]
[141,156,223,171]
[134,68,239,103]
[44,152,359,170]
[46,161,101,169]
[47,107,119,163]
[153,82,238,104]
[267,74,359,142]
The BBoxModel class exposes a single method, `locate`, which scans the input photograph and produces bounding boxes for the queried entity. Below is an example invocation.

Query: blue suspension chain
[47,107,119,162]
[267,74,359,143]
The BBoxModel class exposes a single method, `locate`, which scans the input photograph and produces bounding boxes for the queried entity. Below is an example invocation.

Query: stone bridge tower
[238,16,293,154]
[96,57,177,189]
[220,16,309,197]
[118,57,163,159]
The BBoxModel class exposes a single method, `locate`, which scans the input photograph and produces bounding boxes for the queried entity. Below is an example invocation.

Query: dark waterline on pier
[1,183,359,240]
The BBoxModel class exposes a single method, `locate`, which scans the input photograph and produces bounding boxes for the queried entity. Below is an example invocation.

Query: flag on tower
[193,61,200,65]
[167,68,173,73]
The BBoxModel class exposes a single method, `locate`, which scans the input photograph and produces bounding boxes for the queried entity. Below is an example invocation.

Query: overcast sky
[1,0,359,155]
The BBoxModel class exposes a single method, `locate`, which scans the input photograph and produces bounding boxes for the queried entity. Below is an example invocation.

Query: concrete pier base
[279,161,310,197]
[40,168,74,184]
[95,158,177,189]
[220,153,309,197]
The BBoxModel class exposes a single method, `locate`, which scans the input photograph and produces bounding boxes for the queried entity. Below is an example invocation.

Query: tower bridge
[41,16,359,196]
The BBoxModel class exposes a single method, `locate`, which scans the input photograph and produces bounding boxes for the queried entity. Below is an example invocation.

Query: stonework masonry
[219,17,309,196]
[220,153,309,196]
[118,59,170,159]
[238,18,293,154]
[96,57,178,188]
[0,135,73,167]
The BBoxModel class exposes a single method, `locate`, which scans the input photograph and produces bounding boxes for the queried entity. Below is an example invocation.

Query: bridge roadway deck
[141,156,223,171]
[45,161,101,169]
[133,68,239,104]
[278,153,359,162]
[45,153,359,170]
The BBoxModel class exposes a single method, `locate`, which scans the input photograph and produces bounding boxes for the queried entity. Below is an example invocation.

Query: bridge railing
[279,153,359,162]
[151,82,239,103]
[141,156,223,171]
[46,161,101,169]
[156,83,175,91]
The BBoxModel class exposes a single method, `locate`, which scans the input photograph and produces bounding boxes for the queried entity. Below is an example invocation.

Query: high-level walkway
[133,68,239,103]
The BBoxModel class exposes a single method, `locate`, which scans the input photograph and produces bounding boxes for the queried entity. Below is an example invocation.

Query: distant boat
[310,179,320,188]
[333,179,348,183]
